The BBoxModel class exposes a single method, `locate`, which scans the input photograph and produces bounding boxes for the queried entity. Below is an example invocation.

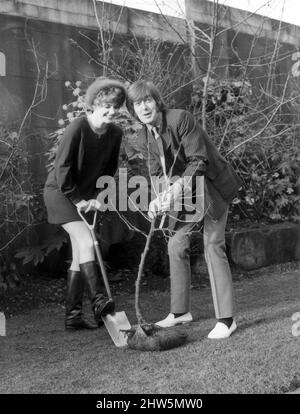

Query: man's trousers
[167,208,234,318]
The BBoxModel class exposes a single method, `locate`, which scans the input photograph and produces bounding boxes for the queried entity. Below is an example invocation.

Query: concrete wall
[2,0,300,45]
[0,13,106,185]
[0,0,187,43]
[186,0,300,45]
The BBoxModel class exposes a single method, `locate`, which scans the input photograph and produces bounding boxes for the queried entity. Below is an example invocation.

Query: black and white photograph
[0,0,299,402]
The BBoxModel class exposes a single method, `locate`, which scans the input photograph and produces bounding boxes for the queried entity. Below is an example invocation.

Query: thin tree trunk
[135,218,156,325]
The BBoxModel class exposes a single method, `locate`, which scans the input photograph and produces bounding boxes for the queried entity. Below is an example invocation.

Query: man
[127,80,242,339]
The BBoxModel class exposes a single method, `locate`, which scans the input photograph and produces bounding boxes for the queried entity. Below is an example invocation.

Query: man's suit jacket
[131,108,242,220]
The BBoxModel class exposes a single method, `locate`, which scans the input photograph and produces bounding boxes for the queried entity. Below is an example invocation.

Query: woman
[44,77,127,330]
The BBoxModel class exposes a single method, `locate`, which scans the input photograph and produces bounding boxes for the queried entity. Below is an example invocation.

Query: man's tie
[151,126,168,183]
[151,127,170,228]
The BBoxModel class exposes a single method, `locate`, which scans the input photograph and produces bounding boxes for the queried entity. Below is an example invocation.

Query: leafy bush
[15,230,67,267]
[190,77,300,223]
[0,125,43,290]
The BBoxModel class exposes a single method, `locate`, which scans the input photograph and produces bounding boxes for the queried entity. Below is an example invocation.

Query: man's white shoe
[155,312,193,328]
[207,320,237,339]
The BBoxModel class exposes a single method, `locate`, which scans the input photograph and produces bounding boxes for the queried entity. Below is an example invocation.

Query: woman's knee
[63,222,94,255]
[76,235,94,255]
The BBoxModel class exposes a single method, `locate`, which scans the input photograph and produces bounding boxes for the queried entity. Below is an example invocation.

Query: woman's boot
[65,269,98,330]
[80,261,115,325]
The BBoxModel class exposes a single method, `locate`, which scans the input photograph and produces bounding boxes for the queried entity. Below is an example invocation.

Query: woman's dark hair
[85,77,127,110]
[127,80,166,116]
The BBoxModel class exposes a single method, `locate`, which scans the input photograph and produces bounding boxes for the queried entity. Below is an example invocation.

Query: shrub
[0,125,42,290]
[190,77,300,223]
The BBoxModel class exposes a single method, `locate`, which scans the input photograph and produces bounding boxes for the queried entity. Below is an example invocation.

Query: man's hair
[127,80,166,116]
[85,77,127,110]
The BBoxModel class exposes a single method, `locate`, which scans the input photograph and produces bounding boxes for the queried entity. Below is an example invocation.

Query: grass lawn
[0,263,299,394]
